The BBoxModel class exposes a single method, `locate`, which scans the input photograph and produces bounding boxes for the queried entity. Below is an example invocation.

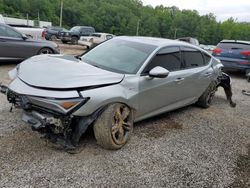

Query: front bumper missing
[0,85,97,151]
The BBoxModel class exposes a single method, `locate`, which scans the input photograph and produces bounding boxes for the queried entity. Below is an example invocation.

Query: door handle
[174,77,185,83]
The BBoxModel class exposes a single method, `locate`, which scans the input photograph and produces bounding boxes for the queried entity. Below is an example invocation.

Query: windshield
[70,26,81,32]
[81,38,157,74]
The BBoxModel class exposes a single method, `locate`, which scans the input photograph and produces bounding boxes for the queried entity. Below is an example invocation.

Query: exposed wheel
[197,82,217,108]
[94,103,134,150]
[50,35,57,41]
[38,48,53,55]
[71,36,78,45]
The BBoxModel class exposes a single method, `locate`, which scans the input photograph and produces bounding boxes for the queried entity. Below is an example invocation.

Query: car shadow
[223,69,246,79]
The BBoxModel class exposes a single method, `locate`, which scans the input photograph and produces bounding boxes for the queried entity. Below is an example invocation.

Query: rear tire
[94,103,133,150]
[197,82,217,108]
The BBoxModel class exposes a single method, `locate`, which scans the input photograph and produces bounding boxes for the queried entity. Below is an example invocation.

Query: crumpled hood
[18,55,124,89]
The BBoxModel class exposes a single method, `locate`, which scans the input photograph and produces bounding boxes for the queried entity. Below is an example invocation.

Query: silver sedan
[0,36,235,150]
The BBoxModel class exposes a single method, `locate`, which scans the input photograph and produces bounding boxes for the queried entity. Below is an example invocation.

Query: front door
[137,46,194,119]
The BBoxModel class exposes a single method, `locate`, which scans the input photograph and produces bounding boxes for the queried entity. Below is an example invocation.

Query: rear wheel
[71,36,78,45]
[197,82,217,108]
[38,48,53,55]
[94,103,133,150]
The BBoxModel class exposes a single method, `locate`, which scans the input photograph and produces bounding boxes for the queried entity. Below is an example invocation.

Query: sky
[141,0,250,22]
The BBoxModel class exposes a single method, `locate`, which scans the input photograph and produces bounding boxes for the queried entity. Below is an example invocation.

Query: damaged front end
[0,84,100,150]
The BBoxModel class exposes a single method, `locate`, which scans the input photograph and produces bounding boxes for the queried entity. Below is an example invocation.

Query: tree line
[1,0,250,44]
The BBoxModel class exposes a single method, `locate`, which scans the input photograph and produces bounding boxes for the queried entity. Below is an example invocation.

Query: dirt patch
[136,118,183,138]
[56,41,87,56]
[228,144,250,188]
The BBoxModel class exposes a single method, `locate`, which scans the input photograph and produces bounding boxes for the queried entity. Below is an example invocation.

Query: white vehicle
[78,33,114,48]
[0,14,5,24]
[0,14,45,40]
[14,27,45,40]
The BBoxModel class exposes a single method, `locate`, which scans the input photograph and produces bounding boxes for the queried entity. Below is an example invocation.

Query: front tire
[94,103,134,150]
[50,35,57,40]
[197,82,217,108]
[71,36,78,45]
[38,47,53,55]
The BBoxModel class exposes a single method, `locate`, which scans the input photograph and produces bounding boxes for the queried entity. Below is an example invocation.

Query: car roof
[116,36,198,48]
[93,32,113,35]
[77,26,94,29]
[220,40,250,45]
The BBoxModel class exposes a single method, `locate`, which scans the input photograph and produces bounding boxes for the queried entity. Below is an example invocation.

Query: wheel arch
[73,96,138,117]
[71,35,79,39]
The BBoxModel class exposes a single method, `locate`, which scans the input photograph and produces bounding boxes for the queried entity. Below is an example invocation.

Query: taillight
[41,30,45,38]
[240,50,250,56]
[213,48,222,54]
[239,61,250,65]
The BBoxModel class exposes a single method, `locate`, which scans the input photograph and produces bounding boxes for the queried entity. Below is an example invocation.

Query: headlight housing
[27,96,89,114]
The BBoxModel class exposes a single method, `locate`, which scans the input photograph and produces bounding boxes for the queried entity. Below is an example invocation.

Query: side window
[8,27,22,38]
[203,53,211,65]
[144,47,182,73]
[0,25,8,37]
[80,28,86,33]
[182,47,204,68]
[0,25,21,38]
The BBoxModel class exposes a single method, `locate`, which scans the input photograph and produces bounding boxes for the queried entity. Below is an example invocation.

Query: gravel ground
[0,46,250,187]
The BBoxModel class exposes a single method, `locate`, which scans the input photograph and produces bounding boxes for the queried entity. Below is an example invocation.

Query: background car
[200,44,216,54]
[0,37,235,150]
[177,37,200,46]
[0,23,60,61]
[212,40,250,75]
[78,32,115,48]
[59,26,95,44]
[45,26,68,40]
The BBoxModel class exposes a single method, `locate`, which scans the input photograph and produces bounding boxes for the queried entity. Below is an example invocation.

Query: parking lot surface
[0,45,249,187]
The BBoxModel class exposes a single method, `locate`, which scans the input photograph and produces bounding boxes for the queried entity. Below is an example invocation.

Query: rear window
[91,33,101,37]
[218,42,250,50]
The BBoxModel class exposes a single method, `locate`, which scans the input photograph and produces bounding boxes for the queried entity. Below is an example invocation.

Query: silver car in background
[0,37,235,150]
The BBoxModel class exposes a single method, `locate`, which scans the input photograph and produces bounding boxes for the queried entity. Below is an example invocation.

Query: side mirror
[149,66,170,78]
[21,34,28,40]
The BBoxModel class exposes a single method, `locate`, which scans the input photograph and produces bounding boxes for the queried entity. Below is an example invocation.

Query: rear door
[181,46,213,98]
